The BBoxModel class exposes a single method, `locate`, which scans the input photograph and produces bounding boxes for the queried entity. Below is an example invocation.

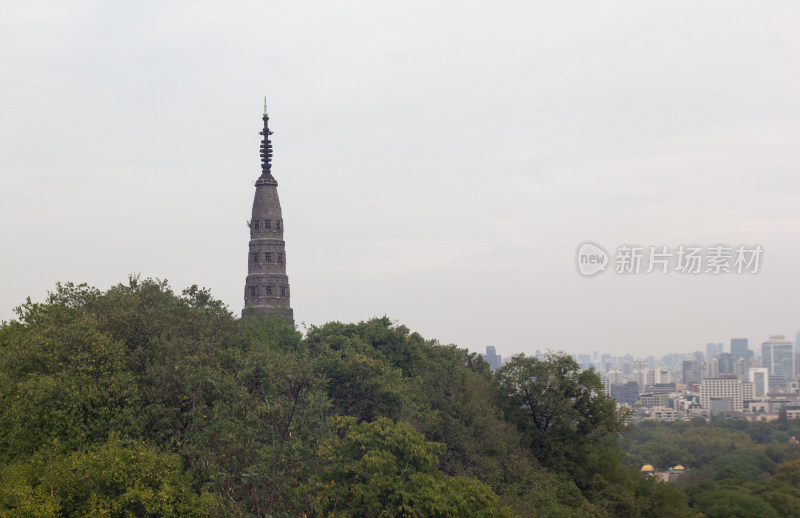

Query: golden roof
[641,464,655,472]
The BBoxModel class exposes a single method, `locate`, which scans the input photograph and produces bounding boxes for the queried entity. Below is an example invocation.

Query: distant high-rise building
[706,357,719,379]
[762,336,794,379]
[796,352,800,380]
[605,369,624,385]
[682,357,699,385]
[664,353,685,371]
[611,381,640,404]
[706,342,723,359]
[718,353,733,374]
[768,374,788,392]
[481,346,502,371]
[731,338,751,361]
[600,377,612,397]
[631,369,647,393]
[655,365,672,384]
[734,357,751,379]
[749,368,769,397]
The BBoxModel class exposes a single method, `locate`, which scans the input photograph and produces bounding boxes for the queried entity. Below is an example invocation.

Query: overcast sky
[2,1,799,358]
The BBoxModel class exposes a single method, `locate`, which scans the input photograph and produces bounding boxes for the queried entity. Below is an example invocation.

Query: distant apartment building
[762,336,794,379]
[742,380,754,401]
[654,365,672,384]
[700,375,747,412]
[749,368,769,397]
[649,406,678,422]
[639,393,670,408]
[746,399,770,413]
[611,381,640,404]
[600,376,612,397]
[769,375,789,392]
[644,383,676,395]
[731,338,751,360]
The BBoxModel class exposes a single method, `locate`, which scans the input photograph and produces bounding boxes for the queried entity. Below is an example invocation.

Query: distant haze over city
[489,333,800,370]
[2,3,799,357]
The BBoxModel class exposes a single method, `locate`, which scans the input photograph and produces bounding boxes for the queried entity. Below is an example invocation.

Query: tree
[0,436,214,517]
[775,459,800,487]
[314,350,409,422]
[495,352,627,481]
[307,322,593,516]
[314,416,501,517]
[691,488,779,518]
[0,278,328,516]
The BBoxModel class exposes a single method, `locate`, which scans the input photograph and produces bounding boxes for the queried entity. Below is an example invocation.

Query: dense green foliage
[623,418,800,517]
[0,436,215,517]
[0,277,689,516]
[314,416,499,517]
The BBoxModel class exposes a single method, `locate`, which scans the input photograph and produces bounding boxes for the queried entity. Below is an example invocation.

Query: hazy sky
[2,1,799,358]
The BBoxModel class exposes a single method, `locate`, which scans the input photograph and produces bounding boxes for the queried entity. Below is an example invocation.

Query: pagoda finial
[259,101,273,174]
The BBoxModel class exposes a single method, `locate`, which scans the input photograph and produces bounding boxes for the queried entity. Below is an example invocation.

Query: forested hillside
[1,277,688,517]
[622,418,800,517]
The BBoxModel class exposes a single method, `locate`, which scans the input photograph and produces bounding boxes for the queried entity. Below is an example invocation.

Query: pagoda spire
[259,98,274,175]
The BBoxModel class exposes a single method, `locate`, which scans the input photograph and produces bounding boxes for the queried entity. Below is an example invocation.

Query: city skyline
[2,3,800,357]
[499,333,799,365]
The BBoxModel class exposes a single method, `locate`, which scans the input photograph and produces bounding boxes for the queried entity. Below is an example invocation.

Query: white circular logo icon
[576,241,609,277]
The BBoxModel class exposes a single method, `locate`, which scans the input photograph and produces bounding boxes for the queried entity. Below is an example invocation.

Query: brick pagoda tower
[243,100,293,322]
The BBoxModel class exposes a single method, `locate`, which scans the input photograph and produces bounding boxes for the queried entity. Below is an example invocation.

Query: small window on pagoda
[252,253,258,263]
[249,286,256,297]
[265,252,272,262]
[280,286,287,297]
[266,285,273,296]
[276,219,282,230]
[278,252,285,264]
[253,220,259,230]
[265,219,271,229]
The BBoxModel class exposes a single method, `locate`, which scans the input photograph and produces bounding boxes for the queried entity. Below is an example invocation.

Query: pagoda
[243,99,293,322]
